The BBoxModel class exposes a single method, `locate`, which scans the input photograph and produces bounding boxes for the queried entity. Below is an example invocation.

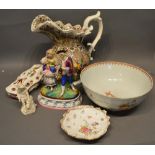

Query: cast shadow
[106,106,141,116]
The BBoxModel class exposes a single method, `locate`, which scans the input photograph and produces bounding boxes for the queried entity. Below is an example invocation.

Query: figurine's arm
[41,57,48,64]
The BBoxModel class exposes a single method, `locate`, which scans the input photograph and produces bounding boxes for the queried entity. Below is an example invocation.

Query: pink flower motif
[79,126,92,134]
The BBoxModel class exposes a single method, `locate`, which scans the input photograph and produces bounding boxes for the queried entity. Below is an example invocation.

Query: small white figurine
[16,82,36,115]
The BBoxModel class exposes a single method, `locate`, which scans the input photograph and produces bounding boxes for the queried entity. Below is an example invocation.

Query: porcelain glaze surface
[80,61,153,111]
[60,105,110,140]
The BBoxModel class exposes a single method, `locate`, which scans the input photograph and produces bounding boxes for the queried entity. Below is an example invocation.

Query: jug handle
[83,11,103,60]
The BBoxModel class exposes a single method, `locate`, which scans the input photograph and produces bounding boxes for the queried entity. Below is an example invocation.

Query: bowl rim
[80,61,154,100]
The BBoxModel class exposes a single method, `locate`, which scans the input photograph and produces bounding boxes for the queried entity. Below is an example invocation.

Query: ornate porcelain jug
[31,11,103,70]
[32,11,103,109]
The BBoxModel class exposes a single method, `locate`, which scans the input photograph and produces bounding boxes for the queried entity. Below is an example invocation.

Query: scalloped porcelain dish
[80,61,153,111]
[60,105,110,140]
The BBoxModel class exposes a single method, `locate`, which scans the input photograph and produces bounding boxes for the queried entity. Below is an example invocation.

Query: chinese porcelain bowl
[80,61,153,111]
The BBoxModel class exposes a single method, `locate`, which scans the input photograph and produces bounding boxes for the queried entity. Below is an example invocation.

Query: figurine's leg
[26,96,31,109]
[26,95,36,109]
[21,99,26,108]
[50,78,56,91]
[60,75,67,97]
[20,99,27,114]
[68,75,76,91]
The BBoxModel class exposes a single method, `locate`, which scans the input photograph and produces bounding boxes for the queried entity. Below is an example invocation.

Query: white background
[0,0,155,9]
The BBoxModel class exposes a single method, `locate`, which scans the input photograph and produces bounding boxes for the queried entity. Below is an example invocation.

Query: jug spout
[31,11,103,60]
